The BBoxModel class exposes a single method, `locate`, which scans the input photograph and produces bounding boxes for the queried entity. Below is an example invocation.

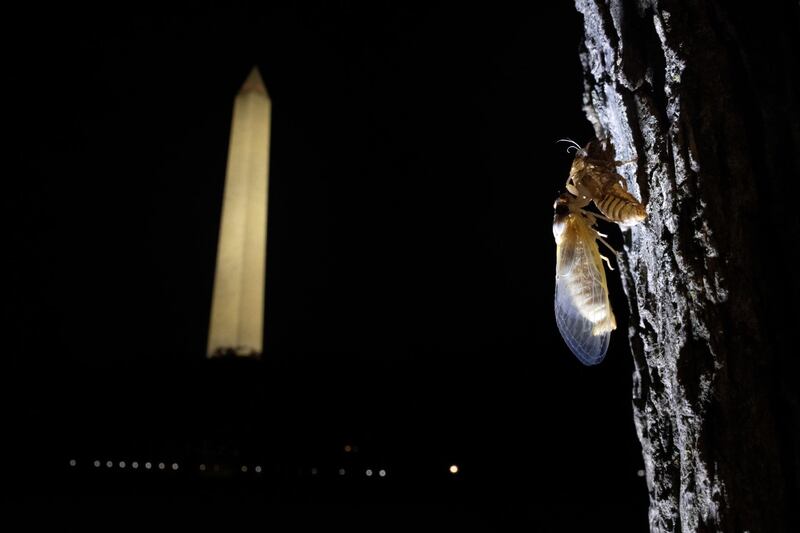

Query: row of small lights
[337,468,388,477]
[68,459,461,477]
[69,459,645,481]
[70,460,264,473]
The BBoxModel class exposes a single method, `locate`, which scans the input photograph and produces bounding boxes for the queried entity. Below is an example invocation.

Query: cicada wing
[554,275,610,365]
[553,217,614,365]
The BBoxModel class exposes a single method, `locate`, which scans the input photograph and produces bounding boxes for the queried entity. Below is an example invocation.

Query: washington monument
[207,67,271,357]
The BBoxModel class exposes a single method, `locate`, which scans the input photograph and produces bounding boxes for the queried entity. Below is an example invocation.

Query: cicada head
[552,194,572,240]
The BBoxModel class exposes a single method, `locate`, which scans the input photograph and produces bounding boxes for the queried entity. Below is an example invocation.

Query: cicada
[560,139,646,227]
[552,192,617,365]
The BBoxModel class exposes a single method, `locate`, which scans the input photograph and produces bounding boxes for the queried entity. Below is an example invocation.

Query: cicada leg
[566,181,580,197]
[594,231,618,271]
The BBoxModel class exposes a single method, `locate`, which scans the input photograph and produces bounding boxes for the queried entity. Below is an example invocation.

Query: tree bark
[573,1,800,531]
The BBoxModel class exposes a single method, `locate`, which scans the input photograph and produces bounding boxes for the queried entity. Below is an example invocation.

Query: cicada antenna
[556,138,582,154]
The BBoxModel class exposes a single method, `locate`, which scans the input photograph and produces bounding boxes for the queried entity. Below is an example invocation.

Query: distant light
[241,465,248,473]
[637,469,645,477]
[171,463,179,471]
[311,467,318,475]
[449,464,459,474]
[145,462,152,470]
[365,469,373,477]
[93,460,101,468]
[338,468,346,476]
[199,464,207,471]
[106,461,113,468]
[254,466,262,473]
[69,459,77,467]
[158,462,165,470]
[132,462,139,469]
[378,469,386,477]
[344,444,352,453]
[119,461,126,469]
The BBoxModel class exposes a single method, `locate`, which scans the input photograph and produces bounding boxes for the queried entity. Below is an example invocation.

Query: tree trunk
[573,1,800,531]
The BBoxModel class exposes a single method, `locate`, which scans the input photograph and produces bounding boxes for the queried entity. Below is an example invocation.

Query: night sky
[10,4,648,529]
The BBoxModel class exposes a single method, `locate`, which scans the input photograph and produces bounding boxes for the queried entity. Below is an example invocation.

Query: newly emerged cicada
[560,139,646,227]
[552,192,617,365]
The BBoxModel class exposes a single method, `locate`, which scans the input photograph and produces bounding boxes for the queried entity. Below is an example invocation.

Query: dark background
[8,3,647,530]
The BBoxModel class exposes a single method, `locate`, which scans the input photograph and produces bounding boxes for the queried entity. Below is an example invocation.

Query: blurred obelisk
[207,66,271,357]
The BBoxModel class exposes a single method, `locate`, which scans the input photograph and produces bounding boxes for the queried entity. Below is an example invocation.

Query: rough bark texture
[574,1,800,531]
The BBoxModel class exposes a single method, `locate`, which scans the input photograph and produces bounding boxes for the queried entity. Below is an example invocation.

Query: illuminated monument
[207,67,271,357]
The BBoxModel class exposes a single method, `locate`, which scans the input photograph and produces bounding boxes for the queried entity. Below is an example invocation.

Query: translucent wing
[555,276,610,365]
[554,214,615,365]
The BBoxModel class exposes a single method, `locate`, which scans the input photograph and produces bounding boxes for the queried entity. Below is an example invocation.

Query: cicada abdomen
[593,183,647,227]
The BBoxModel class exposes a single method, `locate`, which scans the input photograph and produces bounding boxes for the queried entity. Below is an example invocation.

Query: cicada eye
[554,202,570,216]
